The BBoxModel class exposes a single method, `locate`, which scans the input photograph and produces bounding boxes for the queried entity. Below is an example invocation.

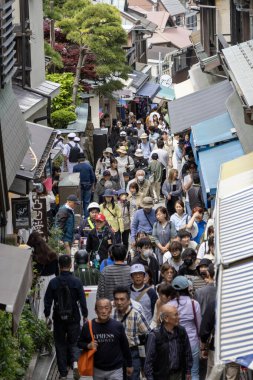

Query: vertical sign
[32,197,48,239]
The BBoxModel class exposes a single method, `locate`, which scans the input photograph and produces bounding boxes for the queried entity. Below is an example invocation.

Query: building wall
[216,0,230,43]
[29,0,45,88]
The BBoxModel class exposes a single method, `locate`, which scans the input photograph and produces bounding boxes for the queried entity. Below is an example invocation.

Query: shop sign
[12,198,31,230]
[32,197,48,239]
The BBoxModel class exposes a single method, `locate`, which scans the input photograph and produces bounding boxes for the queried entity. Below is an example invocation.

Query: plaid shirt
[112,305,151,347]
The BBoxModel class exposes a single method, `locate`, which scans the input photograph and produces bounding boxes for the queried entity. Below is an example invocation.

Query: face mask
[137,176,144,182]
[143,249,152,258]
[184,258,193,267]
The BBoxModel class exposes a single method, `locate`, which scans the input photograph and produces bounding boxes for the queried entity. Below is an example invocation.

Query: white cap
[87,202,100,211]
[74,136,80,142]
[56,131,62,136]
[130,263,145,275]
[120,131,127,136]
[67,132,76,138]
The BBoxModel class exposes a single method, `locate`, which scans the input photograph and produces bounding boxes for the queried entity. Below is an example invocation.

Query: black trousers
[122,229,130,250]
[53,320,80,377]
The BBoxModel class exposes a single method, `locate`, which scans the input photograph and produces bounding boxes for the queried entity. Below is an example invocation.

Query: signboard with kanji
[32,197,48,239]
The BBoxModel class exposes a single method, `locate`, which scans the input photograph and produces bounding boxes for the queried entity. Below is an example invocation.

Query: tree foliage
[46,72,77,112]
[56,0,130,102]
[44,41,63,70]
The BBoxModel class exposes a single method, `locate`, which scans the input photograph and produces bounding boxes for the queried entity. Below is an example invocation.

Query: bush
[51,108,76,129]
[46,72,76,112]
[0,305,53,380]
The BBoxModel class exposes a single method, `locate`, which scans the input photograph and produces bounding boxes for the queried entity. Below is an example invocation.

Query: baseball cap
[87,202,100,211]
[67,194,80,204]
[95,213,106,222]
[172,276,189,290]
[74,136,80,142]
[67,132,76,138]
[130,263,145,275]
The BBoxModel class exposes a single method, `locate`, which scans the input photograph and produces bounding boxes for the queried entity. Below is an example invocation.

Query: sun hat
[130,263,145,275]
[140,133,148,139]
[117,189,129,197]
[103,189,115,197]
[140,196,154,208]
[135,149,144,157]
[117,147,128,154]
[172,276,189,290]
[104,147,113,154]
[67,132,76,138]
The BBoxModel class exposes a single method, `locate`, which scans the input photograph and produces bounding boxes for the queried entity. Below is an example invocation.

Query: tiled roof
[168,80,234,133]
[149,27,192,49]
[160,0,186,16]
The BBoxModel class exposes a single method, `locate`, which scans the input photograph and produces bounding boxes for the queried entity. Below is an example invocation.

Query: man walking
[44,255,88,380]
[55,194,80,254]
[63,133,83,173]
[73,152,95,217]
[78,298,133,380]
[112,286,151,380]
[144,304,192,380]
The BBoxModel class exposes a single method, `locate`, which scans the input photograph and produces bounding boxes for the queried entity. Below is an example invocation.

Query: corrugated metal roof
[226,91,253,154]
[191,112,235,147]
[168,80,234,133]
[222,39,253,107]
[136,82,160,98]
[218,186,253,264]
[198,140,244,193]
[129,70,149,90]
[160,0,186,16]
[217,260,253,368]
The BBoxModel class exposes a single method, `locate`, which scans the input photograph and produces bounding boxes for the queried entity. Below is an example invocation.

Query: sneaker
[73,363,80,380]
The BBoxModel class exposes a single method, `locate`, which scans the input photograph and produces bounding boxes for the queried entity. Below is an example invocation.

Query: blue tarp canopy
[190,112,236,162]
[191,112,235,146]
[156,85,175,101]
[198,140,244,206]
[136,82,160,99]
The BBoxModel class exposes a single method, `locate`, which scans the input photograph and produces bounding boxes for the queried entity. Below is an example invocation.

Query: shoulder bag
[78,320,96,376]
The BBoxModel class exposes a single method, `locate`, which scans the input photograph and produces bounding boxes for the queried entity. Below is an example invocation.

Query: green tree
[57,0,130,104]
[46,72,76,112]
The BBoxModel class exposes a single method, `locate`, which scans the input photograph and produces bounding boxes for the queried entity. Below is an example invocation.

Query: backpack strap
[135,287,151,302]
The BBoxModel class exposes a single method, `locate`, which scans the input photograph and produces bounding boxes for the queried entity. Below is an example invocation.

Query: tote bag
[78,320,96,376]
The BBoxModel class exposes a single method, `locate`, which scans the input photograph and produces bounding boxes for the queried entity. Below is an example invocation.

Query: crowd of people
[27,109,241,380]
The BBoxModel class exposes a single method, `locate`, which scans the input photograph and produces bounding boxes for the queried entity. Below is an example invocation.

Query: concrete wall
[216,0,230,42]
[13,0,20,24]
[90,96,100,128]
[29,0,46,88]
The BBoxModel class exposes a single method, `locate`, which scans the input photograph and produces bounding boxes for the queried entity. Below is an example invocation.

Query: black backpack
[68,143,80,163]
[56,278,73,321]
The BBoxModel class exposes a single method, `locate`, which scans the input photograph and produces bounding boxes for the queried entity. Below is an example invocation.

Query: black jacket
[44,271,88,322]
[86,226,115,262]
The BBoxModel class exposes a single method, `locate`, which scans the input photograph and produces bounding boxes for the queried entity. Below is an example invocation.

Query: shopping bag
[78,320,96,376]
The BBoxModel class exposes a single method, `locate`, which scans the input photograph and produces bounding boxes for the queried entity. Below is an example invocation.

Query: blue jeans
[128,348,141,380]
[191,343,200,380]
[81,182,92,217]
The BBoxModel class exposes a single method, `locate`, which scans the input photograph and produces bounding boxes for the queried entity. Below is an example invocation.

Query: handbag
[78,320,96,376]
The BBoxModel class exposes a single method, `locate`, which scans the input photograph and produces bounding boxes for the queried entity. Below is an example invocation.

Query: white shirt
[149,148,168,168]
[149,111,160,122]
[183,174,193,202]
[63,141,83,157]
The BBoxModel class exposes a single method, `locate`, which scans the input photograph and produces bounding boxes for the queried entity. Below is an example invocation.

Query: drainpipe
[20,0,52,125]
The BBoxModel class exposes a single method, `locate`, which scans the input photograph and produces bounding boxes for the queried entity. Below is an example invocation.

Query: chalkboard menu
[12,198,31,230]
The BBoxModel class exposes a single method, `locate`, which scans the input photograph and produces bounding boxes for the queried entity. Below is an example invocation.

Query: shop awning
[136,82,161,99]
[198,140,244,205]
[168,80,234,133]
[0,244,33,331]
[154,85,175,101]
[216,260,253,369]
[191,112,235,148]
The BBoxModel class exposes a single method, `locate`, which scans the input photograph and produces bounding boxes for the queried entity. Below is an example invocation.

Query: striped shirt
[112,306,151,347]
[96,264,131,301]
